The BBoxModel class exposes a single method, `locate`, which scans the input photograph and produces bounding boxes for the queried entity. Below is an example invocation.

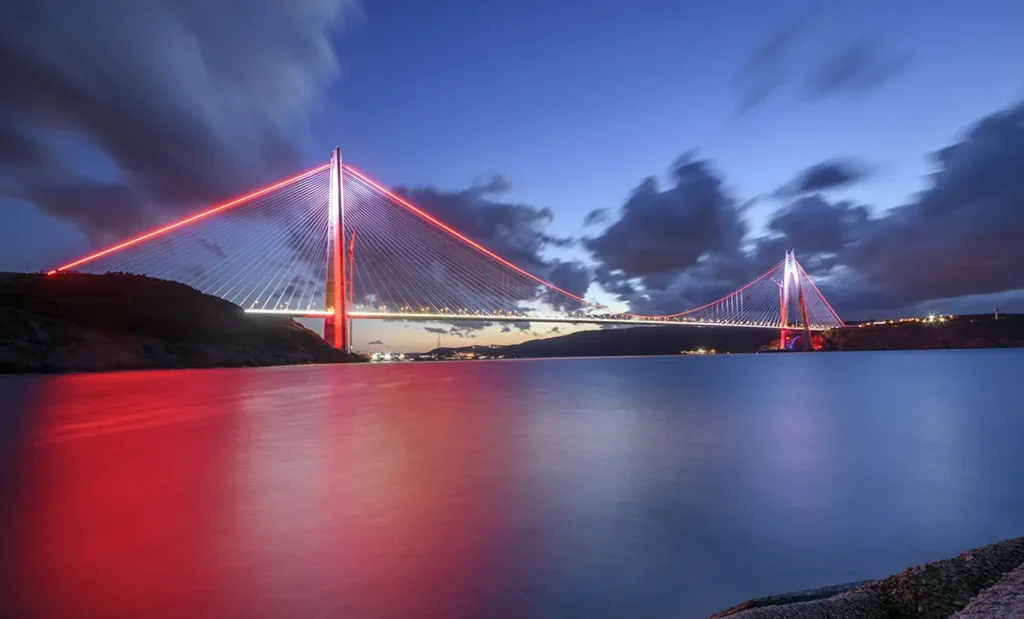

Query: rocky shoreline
[708,536,1024,618]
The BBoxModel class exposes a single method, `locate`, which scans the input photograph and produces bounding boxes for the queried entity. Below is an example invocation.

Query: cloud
[281,275,318,300]
[396,174,566,275]
[583,208,609,227]
[737,11,909,114]
[585,154,746,280]
[755,99,1024,316]
[582,154,755,316]
[837,99,1024,310]
[367,340,383,345]
[499,321,531,333]
[423,323,483,339]
[20,181,152,246]
[0,0,359,243]
[391,175,591,332]
[805,40,911,100]
[776,159,870,196]
[762,195,869,257]
[543,260,592,310]
[736,14,808,114]
[585,97,1024,319]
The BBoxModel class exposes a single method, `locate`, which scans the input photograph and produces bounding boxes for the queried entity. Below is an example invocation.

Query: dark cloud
[392,176,591,329]
[367,340,384,345]
[0,124,52,170]
[776,160,870,196]
[755,99,1024,316]
[282,275,318,300]
[588,99,1024,319]
[737,14,809,114]
[585,155,746,279]
[543,260,592,310]
[737,11,909,114]
[582,154,753,316]
[805,40,911,100]
[396,177,563,275]
[21,181,150,246]
[621,254,754,317]
[837,100,1024,310]
[499,321,531,333]
[583,208,609,227]
[0,0,358,243]
[197,239,226,258]
[763,195,869,257]
[423,324,482,339]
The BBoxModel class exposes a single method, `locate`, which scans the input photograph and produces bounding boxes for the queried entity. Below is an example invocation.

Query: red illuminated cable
[349,163,793,323]
[50,164,330,273]
[343,165,601,309]
[628,259,786,319]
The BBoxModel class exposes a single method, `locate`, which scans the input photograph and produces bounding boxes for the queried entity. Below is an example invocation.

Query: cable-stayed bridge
[50,149,844,352]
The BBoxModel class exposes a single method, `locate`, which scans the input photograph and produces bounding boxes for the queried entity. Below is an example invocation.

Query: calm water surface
[2,351,1023,618]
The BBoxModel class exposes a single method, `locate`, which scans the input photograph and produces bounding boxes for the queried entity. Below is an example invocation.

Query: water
[1,351,1023,619]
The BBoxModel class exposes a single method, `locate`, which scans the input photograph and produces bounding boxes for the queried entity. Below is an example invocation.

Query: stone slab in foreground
[708,536,1024,619]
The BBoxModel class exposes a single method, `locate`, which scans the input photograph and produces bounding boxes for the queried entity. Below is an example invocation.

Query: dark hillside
[0,272,353,373]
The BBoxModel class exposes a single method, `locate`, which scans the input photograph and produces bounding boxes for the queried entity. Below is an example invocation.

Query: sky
[1,0,1024,352]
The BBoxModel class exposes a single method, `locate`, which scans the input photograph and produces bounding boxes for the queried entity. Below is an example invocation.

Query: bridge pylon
[779,250,813,350]
[324,146,350,353]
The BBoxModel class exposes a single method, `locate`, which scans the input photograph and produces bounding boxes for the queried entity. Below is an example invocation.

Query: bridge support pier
[325,146,350,354]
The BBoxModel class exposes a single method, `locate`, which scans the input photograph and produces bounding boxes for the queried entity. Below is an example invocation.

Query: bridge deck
[244,309,832,331]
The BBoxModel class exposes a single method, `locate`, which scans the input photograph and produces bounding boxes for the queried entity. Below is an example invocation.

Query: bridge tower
[324,147,350,353]
[780,251,813,351]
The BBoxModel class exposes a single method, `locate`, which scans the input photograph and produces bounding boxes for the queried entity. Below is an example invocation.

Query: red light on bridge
[51,164,330,273]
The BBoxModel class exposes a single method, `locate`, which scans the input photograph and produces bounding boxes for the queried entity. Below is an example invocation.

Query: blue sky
[2,0,1023,352]
[320,0,1022,231]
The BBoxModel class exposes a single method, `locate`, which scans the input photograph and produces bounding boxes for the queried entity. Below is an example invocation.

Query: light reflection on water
[1,350,1023,618]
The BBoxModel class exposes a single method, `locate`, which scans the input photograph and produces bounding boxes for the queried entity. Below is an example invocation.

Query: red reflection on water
[2,365,525,619]
[4,370,242,618]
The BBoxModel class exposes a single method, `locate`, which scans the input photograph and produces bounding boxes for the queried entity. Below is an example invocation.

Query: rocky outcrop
[953,563,1024,618]
[0,272,354,373]
[708,536,1024,618]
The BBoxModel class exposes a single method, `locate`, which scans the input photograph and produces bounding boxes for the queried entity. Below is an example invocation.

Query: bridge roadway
[244,309,833,331]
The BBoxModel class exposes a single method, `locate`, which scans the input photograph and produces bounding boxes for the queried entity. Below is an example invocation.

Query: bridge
[49,149,844,352]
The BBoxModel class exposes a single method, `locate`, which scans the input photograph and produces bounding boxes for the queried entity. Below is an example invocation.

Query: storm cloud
[0,0,358,244]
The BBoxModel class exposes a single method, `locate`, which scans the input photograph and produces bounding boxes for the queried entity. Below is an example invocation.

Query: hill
[0,272,355,373]
[417,314,1024,361]
[822,314,1024,350]
[420,325,779,360]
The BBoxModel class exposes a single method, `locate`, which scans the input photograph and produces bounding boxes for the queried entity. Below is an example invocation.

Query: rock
[953,563,1024,618]
[708,536,1024,619]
